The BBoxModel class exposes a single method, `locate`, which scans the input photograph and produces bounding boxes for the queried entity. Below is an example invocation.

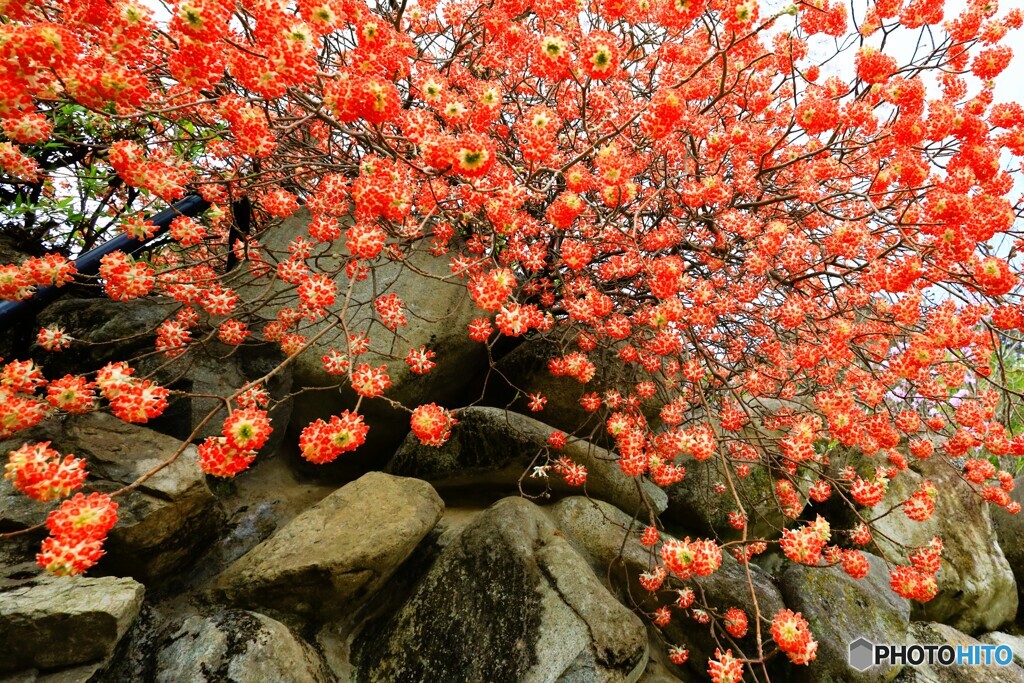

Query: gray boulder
[34,297,178,373]
[663,456,786,541]
[0,576,144,673]
[487,338,664,438]
[155,610,332,683]
[0,413,220,583]
[249,209,488,458]
[895,623,1024,682]
[215,472,443,619]
[990,476,1024,609]
[387,406,668,515]
[550,496,784,680]
[34,297,294,448]
[866,458,1016,633]
[350,497,648,682]
[779,553,910,682]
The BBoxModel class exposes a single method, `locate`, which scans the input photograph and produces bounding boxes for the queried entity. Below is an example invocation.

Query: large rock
[0,413,220,583]
[866,458,1017,633]
[978,633,1024,668]
[550,496,785,680]
[0,576,144,673]
[215,472,443,620]
[780,553,910,682]
[487,338,664,437]
[895,622,1024,682]
[34,297,294,447]
[34,297,178,374]
[487,338,596,435]
[387,406,668,515]
[351,497,648,682]
[155,610,332,683]
[990,476,1024,610]
[250,209,488,460]
[664,456,786,542]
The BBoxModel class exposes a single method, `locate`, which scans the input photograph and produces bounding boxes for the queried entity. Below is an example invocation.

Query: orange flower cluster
[410,403,457,447]
[2,0,1023,675]
[660,537,722,579]
[0,254,75,302]
[707,648,744,683]
[5,442,86,502]
[890,538,943,603]
[299,411,370,464]
[771,609,818,665]
[780,516,831,565]
[38,492,118,576]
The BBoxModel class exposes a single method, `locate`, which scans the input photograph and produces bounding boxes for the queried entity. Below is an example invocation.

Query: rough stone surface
[550,496,784,680]
[0,473,48,586]
[0,661,107,682]
[387,406,667,515]
[990,476,1024,609]
[0,474,46,531]
[34,297,178,374]
[350,497,648,683]
[663,455,786,541]
[215,472,443,619]
[155,610,332,683]
[249,209,488,460]
[866,458,1016,633]
[894,623,1024,682]
[0,413,220,583]
[34,297,293,447]
[487,338,663,438]
[0,576,144,673]
[487,338,596,434]
[139,343,294,448]
[780,552,910,683]
[978,632,1024,668]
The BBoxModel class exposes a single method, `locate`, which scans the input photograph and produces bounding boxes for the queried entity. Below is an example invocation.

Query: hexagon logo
[849,638,875,672]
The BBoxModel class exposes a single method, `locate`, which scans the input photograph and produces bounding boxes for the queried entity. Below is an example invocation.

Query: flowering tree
[1,0,1023,678]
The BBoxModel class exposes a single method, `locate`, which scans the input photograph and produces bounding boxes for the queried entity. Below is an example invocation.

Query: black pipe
[0,194,210,330]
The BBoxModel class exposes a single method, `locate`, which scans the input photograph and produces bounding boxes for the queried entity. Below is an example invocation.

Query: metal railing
[0,194,211,329]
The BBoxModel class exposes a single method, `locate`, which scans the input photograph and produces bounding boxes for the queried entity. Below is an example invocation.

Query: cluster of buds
[95,361,169,424]
[708,648,745,683]
[410,403,457,447]
[890,537,942,603]
[5,442,117,576]
[850,472,889,508]
[38,492,118,576]
[298,410,369,464]
[660,537,722,579]
[771,609,818,665]
[553,456,587,486]
[780,516,830,565]
[0,253,75,302]
[903,480,937,521]
[5,442,86,502]
[197,407,273,477]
